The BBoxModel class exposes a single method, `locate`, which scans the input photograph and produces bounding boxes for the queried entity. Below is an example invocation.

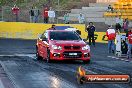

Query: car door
[39,31,49,59]
[37,37,43,57]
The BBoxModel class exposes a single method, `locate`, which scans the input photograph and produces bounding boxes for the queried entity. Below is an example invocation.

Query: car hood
[50,40,86,46]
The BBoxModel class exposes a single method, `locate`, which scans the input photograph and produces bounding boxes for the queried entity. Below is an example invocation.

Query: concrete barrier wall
[0,22,86,39]
[0,22,108,43]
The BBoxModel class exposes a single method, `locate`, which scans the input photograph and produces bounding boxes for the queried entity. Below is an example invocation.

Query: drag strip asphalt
[0,38,132,88]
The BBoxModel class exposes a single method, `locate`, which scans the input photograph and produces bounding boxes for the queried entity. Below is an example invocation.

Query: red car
[36,30,90,63]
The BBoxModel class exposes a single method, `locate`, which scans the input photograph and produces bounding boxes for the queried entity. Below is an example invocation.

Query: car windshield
[50,31,81,40]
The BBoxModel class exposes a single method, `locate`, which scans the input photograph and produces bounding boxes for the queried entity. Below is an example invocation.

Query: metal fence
[0,7,2,21]
[1,6,76,24]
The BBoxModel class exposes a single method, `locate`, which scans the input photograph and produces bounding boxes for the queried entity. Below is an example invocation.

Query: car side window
[40,31,48,40]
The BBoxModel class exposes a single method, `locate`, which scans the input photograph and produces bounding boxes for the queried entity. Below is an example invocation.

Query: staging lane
[0,39,132,88]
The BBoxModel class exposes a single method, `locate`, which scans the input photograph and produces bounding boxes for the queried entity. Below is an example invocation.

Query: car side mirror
[76,30,81,35]
[42,38,47,41]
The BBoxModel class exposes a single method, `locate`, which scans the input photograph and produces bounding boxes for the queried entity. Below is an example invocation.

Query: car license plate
[69,53,77,55]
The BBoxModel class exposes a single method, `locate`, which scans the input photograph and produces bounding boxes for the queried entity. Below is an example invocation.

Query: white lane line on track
[121,59,124,61]
[125,60,129,62]
[112,57,116,58]
[107,56,132,62]
[0,55,15,57]
[0,79,5,88]
[115,58,120,60]
[0,54,36,58]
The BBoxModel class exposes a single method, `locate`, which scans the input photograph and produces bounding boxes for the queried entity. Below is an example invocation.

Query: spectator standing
[48,24,56,30]
[106,26,116,54]
[123,18,129,33]
[119,17,123,28]
[34,7,40,23]
[48,7,55,23]
[43,6,49,23]
[86,22,96,47]
[78,13,85,24]
[115,16,123,32]
[107,5,114,12]
[126,28,132,59]
[29,7,34,23]
[64,13,69,24]
[12,5,19,22]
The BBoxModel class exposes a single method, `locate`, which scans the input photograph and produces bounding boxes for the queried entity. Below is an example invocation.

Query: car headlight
[52,45,62,50]
[82,45,90,51]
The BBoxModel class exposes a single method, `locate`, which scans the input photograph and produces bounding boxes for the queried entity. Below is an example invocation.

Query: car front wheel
[46,49,51,63]
[36,46,42,60]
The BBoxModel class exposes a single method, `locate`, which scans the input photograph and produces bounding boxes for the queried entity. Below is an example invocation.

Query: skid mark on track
[0,60,76,88]
[0,54,132,88]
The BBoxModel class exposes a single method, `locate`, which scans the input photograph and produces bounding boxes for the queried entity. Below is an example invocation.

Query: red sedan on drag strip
[36,30,90,63]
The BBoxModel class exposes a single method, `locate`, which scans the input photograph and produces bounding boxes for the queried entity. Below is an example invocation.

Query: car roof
[46,30,75,32]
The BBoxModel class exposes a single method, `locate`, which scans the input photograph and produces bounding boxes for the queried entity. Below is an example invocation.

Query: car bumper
[50,50,90,61]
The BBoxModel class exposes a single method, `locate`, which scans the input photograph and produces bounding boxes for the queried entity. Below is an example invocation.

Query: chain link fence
[0,7,2,21]
[1,6,80,24]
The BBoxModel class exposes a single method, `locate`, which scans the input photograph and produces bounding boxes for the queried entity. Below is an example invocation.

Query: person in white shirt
[106,26,116,54]
[48,7,55,23]
[78,13,85,24]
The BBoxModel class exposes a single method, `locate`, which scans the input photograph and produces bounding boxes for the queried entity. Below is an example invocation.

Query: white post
[116,34,122,57]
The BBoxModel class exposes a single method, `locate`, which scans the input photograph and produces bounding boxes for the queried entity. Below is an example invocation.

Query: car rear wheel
[46,49,51,63]
[36,46,42,60]
[83,60,90,64]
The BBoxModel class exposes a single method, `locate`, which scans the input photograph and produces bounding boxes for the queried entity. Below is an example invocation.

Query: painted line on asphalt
[0,79,5,88]
[114,57,119,59]
[121,59,124,61]
[125,60,129,62]
[108,56,132,62]
[0,54,36,58]
[0,55,15,57]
